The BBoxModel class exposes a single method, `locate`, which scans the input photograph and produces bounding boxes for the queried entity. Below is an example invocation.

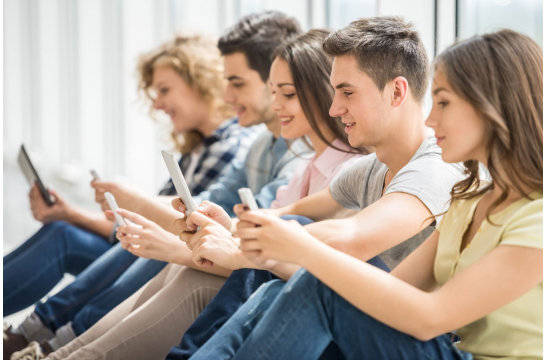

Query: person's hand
[113,208,186,263]
[237,211,318,265]
[91,180,146,212]
[172,199,232,233]
[179,211,246,269]
[29,183,74,223]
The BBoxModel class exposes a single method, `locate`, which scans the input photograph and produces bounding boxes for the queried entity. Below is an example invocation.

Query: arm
[29,183,114,238]
[238,212,543,341]
[276,187,345,222]
[115,209,232,278]
[302,240,542,340]
[304,192,433,262]
[92,181,182,234]
[68,208,115,238]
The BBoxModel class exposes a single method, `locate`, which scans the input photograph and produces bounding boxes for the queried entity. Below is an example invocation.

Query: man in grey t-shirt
[329,135,464,268]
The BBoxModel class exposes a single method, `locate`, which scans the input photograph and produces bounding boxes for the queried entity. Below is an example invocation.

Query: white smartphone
[238,188,259,211]
[104,192,128,227]
[161,150,198,216]
[90,169,100,181]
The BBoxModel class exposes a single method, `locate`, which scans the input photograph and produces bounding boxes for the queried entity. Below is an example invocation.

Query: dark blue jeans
[191,269,473,360]
[3,222,112,316]
[166,215,390,360]
[33,242,167,336]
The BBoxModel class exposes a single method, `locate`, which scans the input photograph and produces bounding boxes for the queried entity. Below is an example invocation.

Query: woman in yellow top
[189,29,543,360]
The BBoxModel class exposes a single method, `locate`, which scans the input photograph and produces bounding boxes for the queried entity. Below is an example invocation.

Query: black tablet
[17,144,55,207]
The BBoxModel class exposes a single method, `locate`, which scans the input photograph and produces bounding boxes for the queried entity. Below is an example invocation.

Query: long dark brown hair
[272,29,369,154]
[434,29,543,220]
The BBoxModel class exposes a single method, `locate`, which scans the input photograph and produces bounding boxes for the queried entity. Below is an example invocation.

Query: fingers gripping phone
[238,188,259,211]
[161,150,198,217]
[104,192,128,226]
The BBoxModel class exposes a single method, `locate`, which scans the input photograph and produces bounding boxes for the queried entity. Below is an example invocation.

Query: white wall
[3,0,542,246]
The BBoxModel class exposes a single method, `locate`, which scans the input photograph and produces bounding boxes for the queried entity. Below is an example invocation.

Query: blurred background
[3,0,543,321]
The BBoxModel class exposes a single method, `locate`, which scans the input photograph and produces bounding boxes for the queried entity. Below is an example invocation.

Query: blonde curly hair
[138,34,233,154]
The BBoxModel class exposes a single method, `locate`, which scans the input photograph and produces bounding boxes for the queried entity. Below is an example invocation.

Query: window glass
[458,0,543,46]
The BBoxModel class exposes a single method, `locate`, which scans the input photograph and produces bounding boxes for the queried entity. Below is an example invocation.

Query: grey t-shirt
[330,136,465,269]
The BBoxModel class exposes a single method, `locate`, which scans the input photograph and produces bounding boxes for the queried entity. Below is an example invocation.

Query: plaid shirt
[193,132,310,217]
[159,118,263,196]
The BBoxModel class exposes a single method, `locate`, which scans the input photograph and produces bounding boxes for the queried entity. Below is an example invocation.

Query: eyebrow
[334,82,356,89]
[433,87,449,95]
[227,76,243,81]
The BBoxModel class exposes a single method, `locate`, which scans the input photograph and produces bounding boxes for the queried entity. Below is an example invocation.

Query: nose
[271,93,282,112]
[329,95,347,118]
[153,96,165,110]
[424,106,438,129]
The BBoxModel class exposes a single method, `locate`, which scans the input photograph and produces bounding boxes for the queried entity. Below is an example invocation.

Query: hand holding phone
[161,150,198,216]
[238,188,259,211]
[104,192,128,226]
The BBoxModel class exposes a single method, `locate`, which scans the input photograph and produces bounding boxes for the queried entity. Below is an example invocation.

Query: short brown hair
[218,11,302,82]
[323,16,429,103]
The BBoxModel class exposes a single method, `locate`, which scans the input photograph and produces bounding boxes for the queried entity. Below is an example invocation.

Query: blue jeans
[3,222,112,316]
[191,269,473,360]
[33,242,167,336]
[167,216,390,360]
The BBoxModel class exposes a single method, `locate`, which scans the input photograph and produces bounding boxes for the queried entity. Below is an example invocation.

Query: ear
[391,76,409,107]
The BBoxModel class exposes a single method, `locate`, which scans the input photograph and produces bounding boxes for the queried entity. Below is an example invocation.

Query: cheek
[440,114,483,162]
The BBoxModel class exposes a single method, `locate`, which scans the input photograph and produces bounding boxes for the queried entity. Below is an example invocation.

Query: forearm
[278,187,343,221]
[301,240,436,340]
[133,197,181,234]
[154,195,177,206]
[68,208,114,238]
[304,218,366,258]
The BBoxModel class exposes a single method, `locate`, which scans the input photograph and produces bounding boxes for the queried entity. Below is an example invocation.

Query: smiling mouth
[280,116,294,125]
[344,122,356,130]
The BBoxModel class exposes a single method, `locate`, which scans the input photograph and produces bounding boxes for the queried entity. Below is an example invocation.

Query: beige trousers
[45,264,226,360]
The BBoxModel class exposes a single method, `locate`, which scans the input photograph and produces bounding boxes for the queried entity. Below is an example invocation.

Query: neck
[375,107,430,176]
[265,117,282,139]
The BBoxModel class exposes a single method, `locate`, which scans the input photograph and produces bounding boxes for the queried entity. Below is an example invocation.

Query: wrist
[277,204,294,217]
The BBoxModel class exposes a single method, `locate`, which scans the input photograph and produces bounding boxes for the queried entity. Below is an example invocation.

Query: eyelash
[284,93,295,98]
[438,101,449,107]
[160,88,169,94]
[233,83,244,89]
[343,92,353,97]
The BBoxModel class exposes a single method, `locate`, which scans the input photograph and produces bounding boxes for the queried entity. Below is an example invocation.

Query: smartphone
[17,144,55,206]
[90,170,101,181]
[104,192,128,226]
[161,150,198,216]
[238,188,259,211]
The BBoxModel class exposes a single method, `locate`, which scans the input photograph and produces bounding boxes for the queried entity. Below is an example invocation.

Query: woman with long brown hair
[193,29,543,360]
